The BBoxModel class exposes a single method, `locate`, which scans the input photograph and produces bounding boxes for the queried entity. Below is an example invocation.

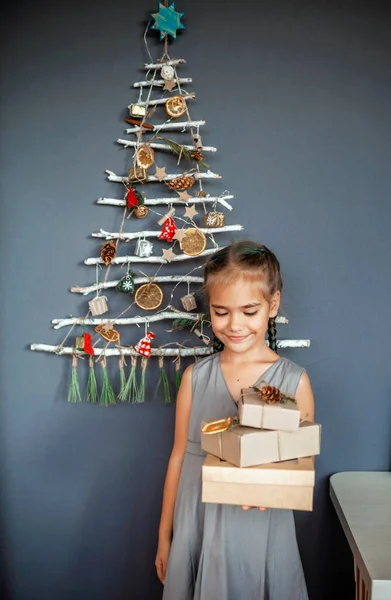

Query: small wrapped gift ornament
[181,293,197,311]
[88,295,109,316]
[75,336,85,350]
[204,212,225,228]
[129,103,147,118]
[201,420,321,468]
[202,455,315,511]
[135,238,153,258]
[239,386,301,431]
[128,167,148,183]
[116,271,135,293]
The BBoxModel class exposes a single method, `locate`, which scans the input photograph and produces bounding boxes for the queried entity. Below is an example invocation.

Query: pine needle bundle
[118,356,139,403]
[175,356,182,393]
[118,353,127,400]
[157,137,208,168]
[155,356,172,404]
[86,356,99,403]
[99,357,116,407]
[136,357,148,403]
[68,354,83,403]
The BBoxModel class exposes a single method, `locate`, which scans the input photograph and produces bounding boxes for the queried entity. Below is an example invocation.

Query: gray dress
[163,353,309,600]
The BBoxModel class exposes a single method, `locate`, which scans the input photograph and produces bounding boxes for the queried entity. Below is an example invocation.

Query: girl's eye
[244,311,258,317]
[214,312,228,317]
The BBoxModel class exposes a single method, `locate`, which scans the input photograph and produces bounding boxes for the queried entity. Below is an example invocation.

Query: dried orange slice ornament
[94,323,120,343]
[180,228,206,256]
[201,416,240,434]
[136,144,155,169]
[134,283,163,311]
[165,96,187,118]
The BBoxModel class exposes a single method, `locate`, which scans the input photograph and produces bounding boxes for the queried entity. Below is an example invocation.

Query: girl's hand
[241,506,268,511]
[155,537,171,584]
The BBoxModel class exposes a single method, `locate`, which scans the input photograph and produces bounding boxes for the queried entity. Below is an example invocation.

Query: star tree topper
[151,2,185,40]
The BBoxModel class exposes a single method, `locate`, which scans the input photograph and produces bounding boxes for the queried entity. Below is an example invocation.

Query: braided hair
[204,241,283,353]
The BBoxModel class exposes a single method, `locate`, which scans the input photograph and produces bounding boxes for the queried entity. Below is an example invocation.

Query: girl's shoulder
[270,356,307,395]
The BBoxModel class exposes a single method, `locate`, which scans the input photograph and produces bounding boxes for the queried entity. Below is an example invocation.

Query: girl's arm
[155,364,193,583]
[295,371,315,422]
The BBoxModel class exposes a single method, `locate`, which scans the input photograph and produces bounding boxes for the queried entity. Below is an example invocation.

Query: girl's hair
[203,241,283,352]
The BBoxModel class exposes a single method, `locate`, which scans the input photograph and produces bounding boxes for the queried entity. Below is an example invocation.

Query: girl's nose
[228,314,244,332]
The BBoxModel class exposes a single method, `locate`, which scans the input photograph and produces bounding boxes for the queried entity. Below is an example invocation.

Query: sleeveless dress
[162,353,309,600]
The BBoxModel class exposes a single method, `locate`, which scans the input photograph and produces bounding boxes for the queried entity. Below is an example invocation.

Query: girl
[156,241,315,600]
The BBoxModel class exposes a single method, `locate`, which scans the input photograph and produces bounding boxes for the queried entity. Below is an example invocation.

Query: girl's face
[209,276,280,355]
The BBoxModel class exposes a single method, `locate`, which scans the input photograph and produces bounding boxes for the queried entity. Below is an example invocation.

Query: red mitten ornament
[134,331,156,358]
[83,332,94,356]
[159,217,177,242]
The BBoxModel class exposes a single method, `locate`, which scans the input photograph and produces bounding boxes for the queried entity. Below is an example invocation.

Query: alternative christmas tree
[30,3,310,405]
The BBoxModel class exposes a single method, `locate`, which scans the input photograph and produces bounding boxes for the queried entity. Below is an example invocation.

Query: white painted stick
[52,311,203,330]
[92,224,243,241]
[51,314,290,329]
[117,139,217,153]
[142,93,195,106]
[144,59,186,69]
[125,120,205,134]
[97,195,234,211]
[71,275,204,296]
[106,169,221,184]
[133,77,192,88]
[30,339,310,356]
[84,248,218,266]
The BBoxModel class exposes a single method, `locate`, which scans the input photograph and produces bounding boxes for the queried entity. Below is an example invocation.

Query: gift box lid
[240,388,299,412]
[203,454,315,487]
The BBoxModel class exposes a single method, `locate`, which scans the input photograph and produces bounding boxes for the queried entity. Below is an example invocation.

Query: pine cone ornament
[100,241,117,266]
[259,385,282,404]
[192,150,204,162]
[166,175,195,191]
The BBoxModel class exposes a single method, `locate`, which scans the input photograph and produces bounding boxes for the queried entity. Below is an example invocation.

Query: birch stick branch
[117,139,217,153]
[97,195,234,211]
[84,248,218,266]
[52,311,203,330]
[92,225,243,241]
[125,120,205,134]
[71,275,204,296]
[133,77,192,88]
[137,93,195,106]
[105,169,221,184]
[144,59,186,69]
[51,314,290,329]
[31,339,310,356]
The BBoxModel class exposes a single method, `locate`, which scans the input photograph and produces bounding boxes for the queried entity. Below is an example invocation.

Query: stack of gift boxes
[201,386,321,511]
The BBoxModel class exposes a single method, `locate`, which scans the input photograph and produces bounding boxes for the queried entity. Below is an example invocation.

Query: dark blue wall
[2,1,391,599]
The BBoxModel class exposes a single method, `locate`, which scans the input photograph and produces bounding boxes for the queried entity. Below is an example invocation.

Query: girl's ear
[269,291,281,318]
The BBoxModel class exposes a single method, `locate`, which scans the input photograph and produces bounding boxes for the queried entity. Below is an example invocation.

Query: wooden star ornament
[184,204,198,220]
[162,247,176,262]
[177,190,193,202]
[151,2,185,40]
[163,79,177,92]
[173,228,187,242]
[154,166,167,181]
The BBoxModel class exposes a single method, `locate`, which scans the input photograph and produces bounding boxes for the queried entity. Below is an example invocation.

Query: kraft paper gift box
[201,421,321,468]
[239,387,300,431]
[202,454,315,511]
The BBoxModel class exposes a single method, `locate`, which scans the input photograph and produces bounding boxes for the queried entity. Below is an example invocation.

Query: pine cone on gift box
[166,175,195,191]
[100,241,117,266]
[259,385,282,404]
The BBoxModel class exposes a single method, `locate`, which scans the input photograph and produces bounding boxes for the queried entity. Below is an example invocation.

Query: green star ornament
[151,2,185,40]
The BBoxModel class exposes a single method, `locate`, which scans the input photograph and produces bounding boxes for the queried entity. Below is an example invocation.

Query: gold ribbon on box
[201,417,240,458]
